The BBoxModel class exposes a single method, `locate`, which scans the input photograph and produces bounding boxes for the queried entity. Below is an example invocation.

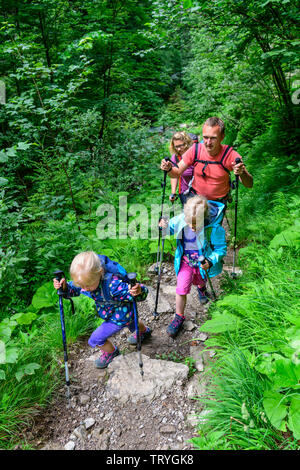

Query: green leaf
[200,312,240,333]
[272,357,299,388]
[254,354,276,375]
[31,281,58,311]
[17,142,31,150]
[0,324,12,341]
[183,0,193,8]
[6,147,17,157]
[288,395,300,439]
[263,391,288,431]
[15,370,24,382]
[24,362,41,375]
[0,370,5,380]
[287,328,300,351]
[15,312,37,325]
[269,225,300,249]
[216,295,252,316]
[0,150,8,162]
[0,341,5,364]
[5,346,19,364]
[0,177,8,186]
[15,363,41,382]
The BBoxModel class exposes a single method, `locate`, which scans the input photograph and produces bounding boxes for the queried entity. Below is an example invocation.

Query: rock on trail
[106,352,189,403]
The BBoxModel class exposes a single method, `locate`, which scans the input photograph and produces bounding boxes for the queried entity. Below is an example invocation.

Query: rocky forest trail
[22,222,239,451]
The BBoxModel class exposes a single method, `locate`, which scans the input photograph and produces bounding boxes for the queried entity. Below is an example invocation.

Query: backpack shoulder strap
[98,255,128,303]
[193,143,199,165]
[101,272,114,301]
[219,145,233,174]
[194,144,233,177]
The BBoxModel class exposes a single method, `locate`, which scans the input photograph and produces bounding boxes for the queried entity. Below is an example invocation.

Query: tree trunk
[38,11,53,83]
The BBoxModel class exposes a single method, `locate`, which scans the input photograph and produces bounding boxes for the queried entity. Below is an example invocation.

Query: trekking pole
[127,272,144,379]
[153,230,165,319]
[153,158,170,318]
[53,270,71,404]
[155,157,170,273]
[231,157,241,279]
[199,255,217,301]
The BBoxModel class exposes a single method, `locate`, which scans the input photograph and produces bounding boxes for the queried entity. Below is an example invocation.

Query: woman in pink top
[168,131,195,206]
[162,117,253,204]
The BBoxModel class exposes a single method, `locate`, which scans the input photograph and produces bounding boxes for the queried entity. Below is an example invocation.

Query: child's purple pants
[88,319,135,348]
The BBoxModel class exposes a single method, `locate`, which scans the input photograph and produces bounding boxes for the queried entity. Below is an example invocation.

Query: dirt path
[21,224,237,451]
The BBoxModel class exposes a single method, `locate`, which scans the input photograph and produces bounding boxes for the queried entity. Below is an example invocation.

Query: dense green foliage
[0,0,299,450]
[194,189,300,449]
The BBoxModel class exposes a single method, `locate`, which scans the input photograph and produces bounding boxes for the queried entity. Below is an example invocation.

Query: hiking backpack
[184,142,236,200]
[97,255,129,304]
[192,142,233,180]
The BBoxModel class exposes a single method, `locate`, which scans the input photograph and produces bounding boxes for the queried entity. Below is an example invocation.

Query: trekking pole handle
[199,255,210,273]
[234,158,242,185]
[53,270,66,296]
[163,157,171,173]
[199,255,213,271]
[200,255,213,268]
[162,157,171,180]
[199,255,206,267]
[54,269,64,281]
[127,272,138,287]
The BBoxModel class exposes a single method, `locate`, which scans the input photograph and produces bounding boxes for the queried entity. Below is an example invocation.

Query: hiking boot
[197,286,209,305]
[94,347,120,369]
[127,327,152,345]
[166,314,185,338]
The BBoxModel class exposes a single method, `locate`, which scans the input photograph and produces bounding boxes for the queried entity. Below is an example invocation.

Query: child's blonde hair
[184,195,208,229]
[70,251,104,287]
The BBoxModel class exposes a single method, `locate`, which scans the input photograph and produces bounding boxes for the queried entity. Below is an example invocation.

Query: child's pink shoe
[94,347,120,369]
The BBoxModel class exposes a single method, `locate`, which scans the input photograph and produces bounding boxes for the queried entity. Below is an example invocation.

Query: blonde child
[159,196,227,337]
[53,251,151,368]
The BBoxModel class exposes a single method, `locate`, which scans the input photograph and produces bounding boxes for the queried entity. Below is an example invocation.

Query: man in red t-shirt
[161,117,253,203]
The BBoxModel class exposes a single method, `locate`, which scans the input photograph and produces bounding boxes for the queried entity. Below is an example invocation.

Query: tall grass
[190,349,283,450]
[191,159,300,449]
[0,293,99,449]
[203,244,299,353]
